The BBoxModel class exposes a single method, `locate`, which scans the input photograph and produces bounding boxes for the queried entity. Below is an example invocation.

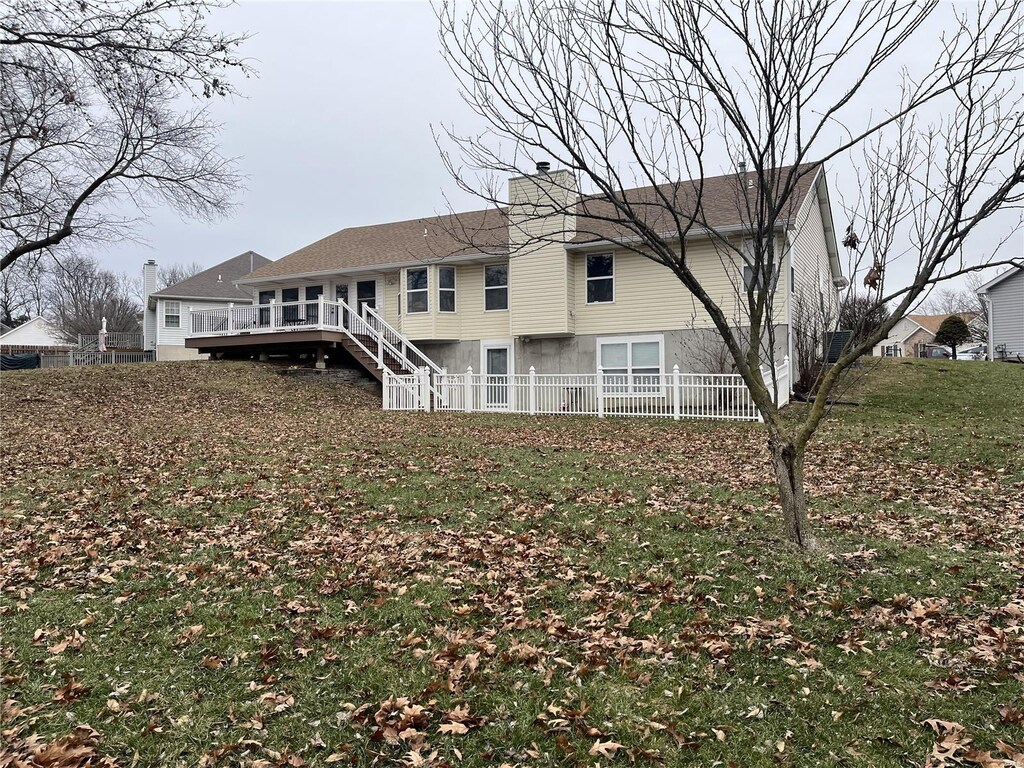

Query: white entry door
[482,342,513,409]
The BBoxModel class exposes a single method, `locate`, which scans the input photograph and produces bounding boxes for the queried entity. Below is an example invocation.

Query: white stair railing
[362,305,444,377]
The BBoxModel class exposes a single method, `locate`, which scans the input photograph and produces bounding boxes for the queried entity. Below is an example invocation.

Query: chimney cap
[536,160,551,173]
[146,259,156,265]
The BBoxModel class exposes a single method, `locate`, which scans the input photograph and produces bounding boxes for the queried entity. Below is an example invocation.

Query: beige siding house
[189,165,843,392]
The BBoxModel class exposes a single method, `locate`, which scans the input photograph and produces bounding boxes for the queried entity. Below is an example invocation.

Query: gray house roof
[150,251,272,303]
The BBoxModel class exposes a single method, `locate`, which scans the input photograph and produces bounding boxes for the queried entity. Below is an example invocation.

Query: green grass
[1,358,1022,767]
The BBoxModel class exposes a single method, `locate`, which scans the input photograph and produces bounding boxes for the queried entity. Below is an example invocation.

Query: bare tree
[437,0,1024,546]
[157,261,205,291]
[0,1,250,272]
[47,255,139,341]
[0,252,47,325]
[839,293,892,347]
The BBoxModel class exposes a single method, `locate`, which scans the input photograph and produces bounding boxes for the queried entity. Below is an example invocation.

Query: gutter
[150,294,254,303]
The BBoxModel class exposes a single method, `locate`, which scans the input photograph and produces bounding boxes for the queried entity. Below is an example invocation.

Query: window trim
[405,267,429,314]
[596,334,665,396]
[483,263,509,312]
[163,300,181,329]
[585,253,615,304]
[438,266,456,313]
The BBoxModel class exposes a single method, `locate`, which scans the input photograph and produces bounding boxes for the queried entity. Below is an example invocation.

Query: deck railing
[188,298,444,390]
[385,358,790,422]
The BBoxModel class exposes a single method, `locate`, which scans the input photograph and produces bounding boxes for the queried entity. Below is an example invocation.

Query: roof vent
[536,161,551,173]
[217,274,223,283]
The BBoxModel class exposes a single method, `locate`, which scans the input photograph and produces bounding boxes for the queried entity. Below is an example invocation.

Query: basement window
[586,254,614,303]
[598,334,663,395]
[406,267,428,313]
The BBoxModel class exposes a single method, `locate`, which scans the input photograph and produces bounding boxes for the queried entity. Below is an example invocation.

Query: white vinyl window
[406,267,428,313]
[163,300,180,329]
[438,267,456,312]
[597,335,663,395]
[484,264,509,311]
[586,254,614,303]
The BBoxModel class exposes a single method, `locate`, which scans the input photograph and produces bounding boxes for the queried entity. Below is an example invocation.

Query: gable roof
[0,316,68,347]
[241,164,827,283]
[150,251,272,301]
[976,265,1023,294]
[904,312,977,338]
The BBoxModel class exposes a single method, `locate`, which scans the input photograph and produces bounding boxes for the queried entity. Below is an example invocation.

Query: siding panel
[989,270,1024,357]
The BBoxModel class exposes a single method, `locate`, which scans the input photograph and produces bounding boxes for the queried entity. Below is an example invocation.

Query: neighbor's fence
[40,351,156,368]
[78,332,144,351]
[384,358,790,422]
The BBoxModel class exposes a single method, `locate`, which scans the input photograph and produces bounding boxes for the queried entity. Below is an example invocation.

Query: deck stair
[188,298,443,392]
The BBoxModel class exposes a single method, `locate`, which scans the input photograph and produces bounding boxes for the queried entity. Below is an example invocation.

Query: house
[977,266,1023,361]
[143,251,271,361]
[186,165,843,407]
[0,316,72,355]
[872,313,979,358]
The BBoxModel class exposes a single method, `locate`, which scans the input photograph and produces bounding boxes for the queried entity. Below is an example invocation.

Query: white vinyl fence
[40,351,155,368]
[384,358,791,422]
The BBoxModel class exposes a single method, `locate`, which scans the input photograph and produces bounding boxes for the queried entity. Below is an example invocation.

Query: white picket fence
[384,359,790,422]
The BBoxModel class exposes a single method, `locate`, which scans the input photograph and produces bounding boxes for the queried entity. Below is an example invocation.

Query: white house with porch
[143,251,271,361]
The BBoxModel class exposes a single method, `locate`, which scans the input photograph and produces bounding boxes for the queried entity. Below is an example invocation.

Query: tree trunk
[768,434,811,547]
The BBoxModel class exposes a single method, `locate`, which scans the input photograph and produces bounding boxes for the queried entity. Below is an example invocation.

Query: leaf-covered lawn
[1,359,1022,767]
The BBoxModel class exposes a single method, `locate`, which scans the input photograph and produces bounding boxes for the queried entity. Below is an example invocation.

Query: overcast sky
[98,1,1021,294]
[101,2,482,277]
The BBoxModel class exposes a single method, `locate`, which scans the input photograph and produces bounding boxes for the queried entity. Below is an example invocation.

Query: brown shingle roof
[908,312,978,335]
[152,251,273,301]
[245,164,821,280]
[244,209,508,281]
[572,163,821,244]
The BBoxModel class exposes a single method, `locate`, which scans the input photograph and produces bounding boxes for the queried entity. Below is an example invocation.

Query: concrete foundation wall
[419,327,789,375]
[157,345,209,362]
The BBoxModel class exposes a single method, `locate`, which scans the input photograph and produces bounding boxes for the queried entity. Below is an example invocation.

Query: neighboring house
[0,316,72,355]
[187,165,843,390]
[143,251,272,361]
[977,266,1024,361]
[872,313,979,358]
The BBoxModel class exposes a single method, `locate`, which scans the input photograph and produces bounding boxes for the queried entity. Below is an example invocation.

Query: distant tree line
[0,254,202,341]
